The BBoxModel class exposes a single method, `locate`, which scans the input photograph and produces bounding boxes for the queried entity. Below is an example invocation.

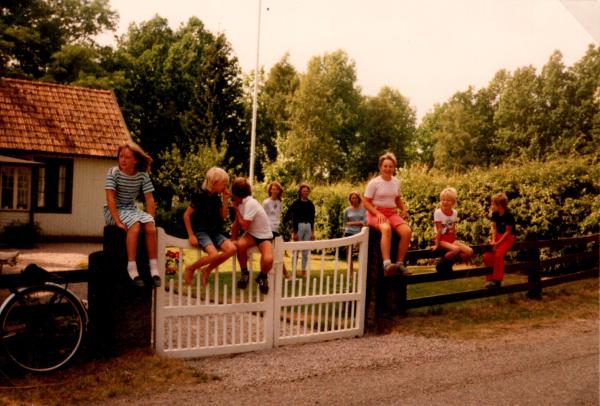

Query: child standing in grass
[432,187,473,264]
[183,167,237,286]
[231,177,273,295]
[483,192,516,288]
[104,141,161,288]
[263,181,289,278]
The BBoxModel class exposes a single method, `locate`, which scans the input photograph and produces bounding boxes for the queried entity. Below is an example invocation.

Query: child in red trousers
[483,193,516,288]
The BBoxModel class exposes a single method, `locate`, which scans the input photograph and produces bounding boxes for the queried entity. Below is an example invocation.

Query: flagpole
[249,0,262,185]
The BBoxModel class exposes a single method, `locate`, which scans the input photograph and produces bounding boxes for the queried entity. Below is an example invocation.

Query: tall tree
[112,16,245,205]
[282,50,361,182]
[352,86,416,179]
[567,44,600,155]
[493,65,543,159]
[0,0,117,78]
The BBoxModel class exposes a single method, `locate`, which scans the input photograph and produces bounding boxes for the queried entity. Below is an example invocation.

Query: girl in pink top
[363,152,412,276]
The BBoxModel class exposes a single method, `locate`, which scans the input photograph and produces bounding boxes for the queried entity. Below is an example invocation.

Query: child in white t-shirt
[432,187,473,263]
[231,177,273,294]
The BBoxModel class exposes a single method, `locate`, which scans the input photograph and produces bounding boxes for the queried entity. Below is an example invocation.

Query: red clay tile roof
[0,77,132,158]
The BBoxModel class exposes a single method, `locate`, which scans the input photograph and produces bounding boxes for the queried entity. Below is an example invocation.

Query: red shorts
[439,233,456,243]
[367,207,406,229]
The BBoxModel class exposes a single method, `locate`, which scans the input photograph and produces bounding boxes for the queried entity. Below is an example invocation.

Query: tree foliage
[0,0,117,78]
[110,16,246,205]
[351,86,416,178]
[280,50,362,182]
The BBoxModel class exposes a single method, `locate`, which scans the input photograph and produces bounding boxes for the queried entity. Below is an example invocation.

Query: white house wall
[36,157,113,238]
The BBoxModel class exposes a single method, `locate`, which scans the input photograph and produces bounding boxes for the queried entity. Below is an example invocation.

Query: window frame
[0,165,32,211]
[32,157,74,214]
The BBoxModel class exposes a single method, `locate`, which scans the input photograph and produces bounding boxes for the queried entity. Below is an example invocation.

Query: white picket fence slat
[155,227,368,358]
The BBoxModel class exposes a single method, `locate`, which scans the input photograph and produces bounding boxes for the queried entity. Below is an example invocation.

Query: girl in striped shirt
[104,142,161,288]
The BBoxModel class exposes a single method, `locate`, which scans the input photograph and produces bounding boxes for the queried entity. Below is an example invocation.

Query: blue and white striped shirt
[105,166,154,208]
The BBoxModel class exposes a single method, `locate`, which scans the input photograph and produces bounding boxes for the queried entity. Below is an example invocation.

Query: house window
[35,159,73,213]
[0,166,31,210]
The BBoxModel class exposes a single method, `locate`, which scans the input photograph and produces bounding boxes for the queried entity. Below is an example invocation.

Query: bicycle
[0,263,88,373]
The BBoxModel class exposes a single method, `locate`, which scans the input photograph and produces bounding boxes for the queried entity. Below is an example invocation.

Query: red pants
[483,234,516,281]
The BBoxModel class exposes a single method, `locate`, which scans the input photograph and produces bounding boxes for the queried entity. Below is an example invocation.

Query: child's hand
[116,221,127,231]
[189,235,199,247]
[376,213,388,224]
[431,244,438,251]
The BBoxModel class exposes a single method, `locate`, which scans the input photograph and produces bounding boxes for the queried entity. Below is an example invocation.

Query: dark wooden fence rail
[395,233,599,316]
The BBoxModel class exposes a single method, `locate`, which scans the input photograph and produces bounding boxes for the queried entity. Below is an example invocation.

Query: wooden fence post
[87,225,153,357]
[365,227,404,331]
[525,233,542,299]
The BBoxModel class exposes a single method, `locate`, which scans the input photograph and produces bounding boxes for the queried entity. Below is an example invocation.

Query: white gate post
[272,236,284,347]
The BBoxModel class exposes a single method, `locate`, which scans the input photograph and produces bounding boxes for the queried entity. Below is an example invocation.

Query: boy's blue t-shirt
[190,188,224,233]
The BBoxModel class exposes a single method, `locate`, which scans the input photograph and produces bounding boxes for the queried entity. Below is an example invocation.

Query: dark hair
[231,177,252,199]
[297,183,311,199]
[348,191,362,204]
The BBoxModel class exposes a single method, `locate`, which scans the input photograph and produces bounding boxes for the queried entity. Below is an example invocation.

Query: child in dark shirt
[183,167,237,286]
[483,192,516,288]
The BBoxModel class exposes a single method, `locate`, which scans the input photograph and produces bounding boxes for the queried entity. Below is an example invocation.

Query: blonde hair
[491,192,509,209]
[267,181,283,200]
[378,152,397,168]
[440,187,457,202]
[117,141,152,172]
[202,167,229,192]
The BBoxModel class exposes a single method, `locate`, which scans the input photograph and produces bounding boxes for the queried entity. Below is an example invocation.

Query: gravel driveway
[102,318,598,406]
[5,244,598,405]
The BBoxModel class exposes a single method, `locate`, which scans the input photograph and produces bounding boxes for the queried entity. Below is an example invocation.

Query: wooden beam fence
[387,234,599,316]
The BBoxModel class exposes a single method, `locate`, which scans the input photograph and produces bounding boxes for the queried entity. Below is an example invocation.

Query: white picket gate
[155,227,369,358]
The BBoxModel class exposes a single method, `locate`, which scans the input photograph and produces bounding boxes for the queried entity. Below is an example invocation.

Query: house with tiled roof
[0,77,132,239]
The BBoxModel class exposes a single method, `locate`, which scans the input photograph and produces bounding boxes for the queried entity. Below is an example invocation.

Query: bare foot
[184,266,195,286]
[202,268,212,286]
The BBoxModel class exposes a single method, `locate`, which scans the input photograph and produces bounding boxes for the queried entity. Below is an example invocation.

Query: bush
[156,156,599,249]
[1,221,41,248]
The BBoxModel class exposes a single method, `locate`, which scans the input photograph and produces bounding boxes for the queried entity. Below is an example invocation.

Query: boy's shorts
[366,207,405,229]
[247,233,273,247]
[196,231,229,249]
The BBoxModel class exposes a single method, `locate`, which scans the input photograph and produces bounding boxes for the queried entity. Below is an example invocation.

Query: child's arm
[432,221,442,250]
[395,196,408,218]
[106,189,126,230]
[144,192,156,217]
[489,222,497,246]
[183,206,199,247]
[363,197,387,224]
[220,190,230,220]
[494,225,511,247]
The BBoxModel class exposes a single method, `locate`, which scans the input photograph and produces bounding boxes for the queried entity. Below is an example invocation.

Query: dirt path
[102,318,598,406]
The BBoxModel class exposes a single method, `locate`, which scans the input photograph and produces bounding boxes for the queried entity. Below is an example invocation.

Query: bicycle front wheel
[0,284,87,373]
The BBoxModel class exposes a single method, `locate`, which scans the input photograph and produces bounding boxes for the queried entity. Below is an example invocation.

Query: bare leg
[378,222,392,262]
[257,241,273,274]
[126,223,141,262]
[395,223,412,263]
[439,241,460,260]
[185,244,217,285]
[143,222,157,260]
[201,240,237,286]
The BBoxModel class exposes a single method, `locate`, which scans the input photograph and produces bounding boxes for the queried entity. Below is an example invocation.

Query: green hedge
[157,157,599,248]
